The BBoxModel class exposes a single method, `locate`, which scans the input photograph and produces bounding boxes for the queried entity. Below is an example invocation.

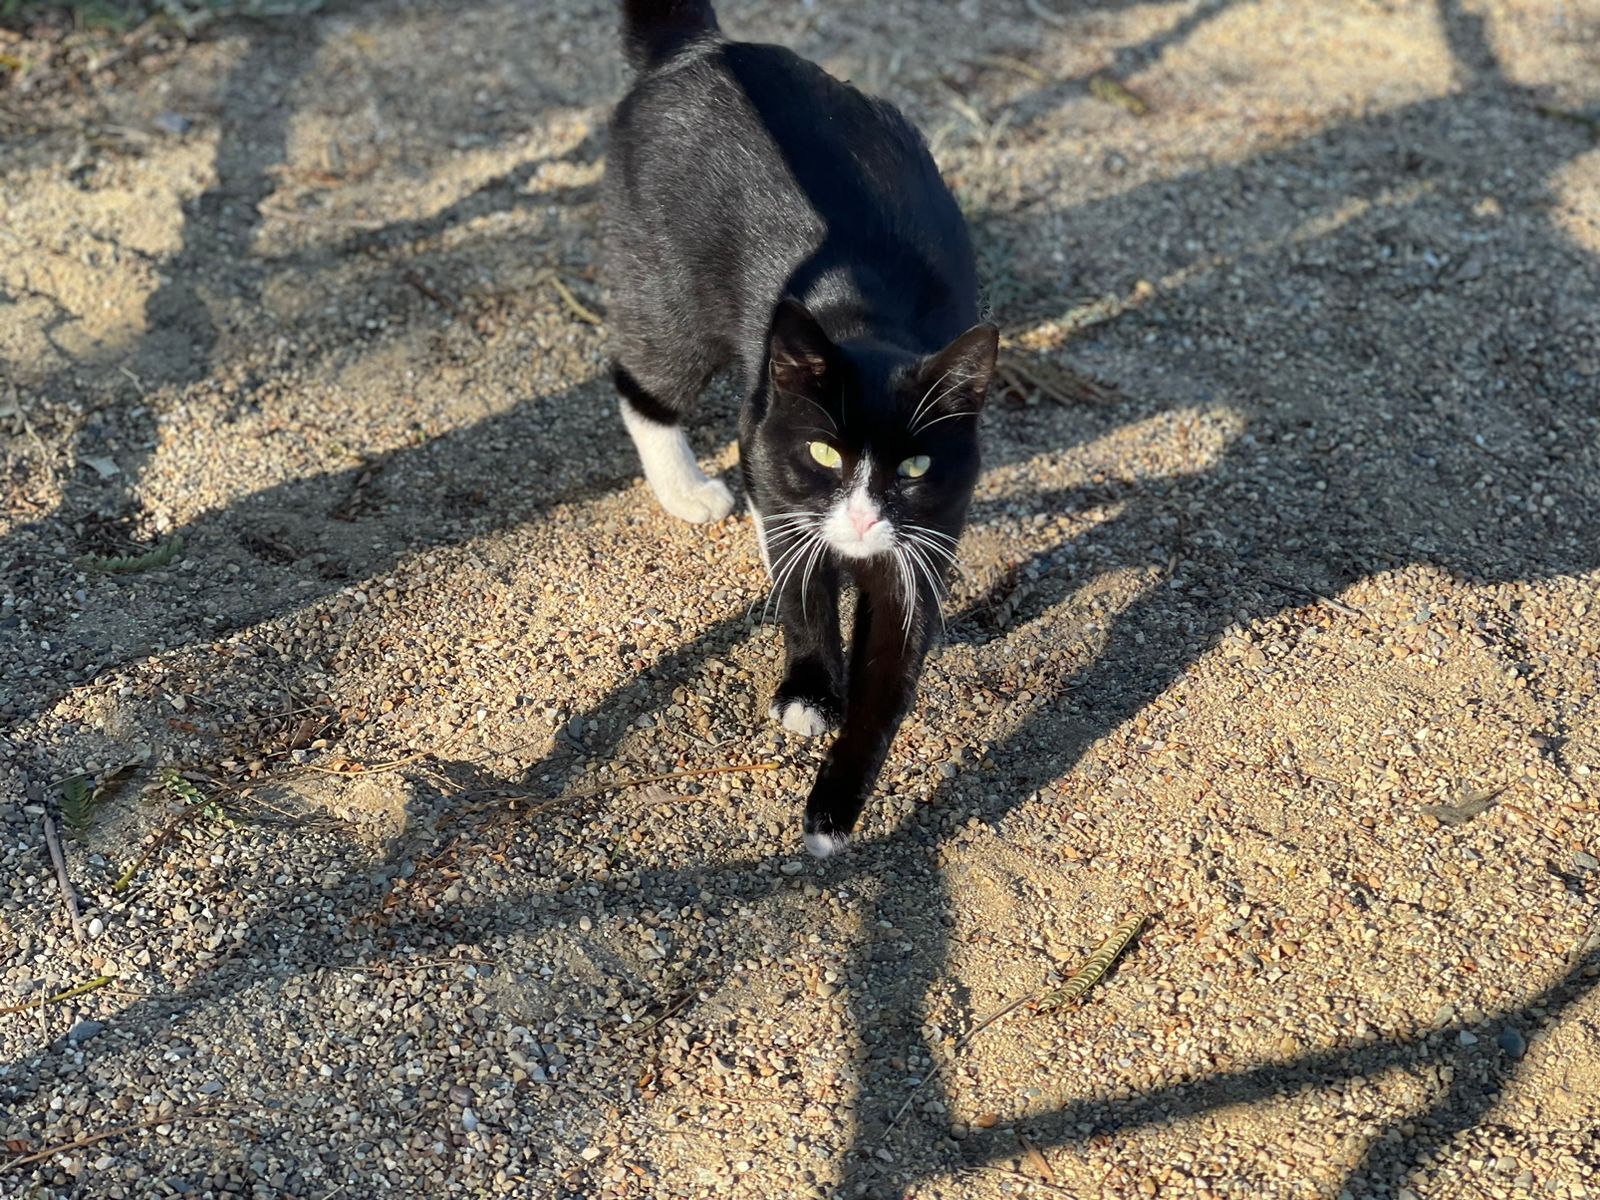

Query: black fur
[604,0,997,852]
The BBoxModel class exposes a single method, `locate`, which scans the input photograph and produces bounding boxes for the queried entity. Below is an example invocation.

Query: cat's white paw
[657,477,735,524]
[769,699,831,737]
[804,830,849,859]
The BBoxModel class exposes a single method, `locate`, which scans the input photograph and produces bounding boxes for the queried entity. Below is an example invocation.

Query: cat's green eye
[898,455,931,479]
[809,441,843,470]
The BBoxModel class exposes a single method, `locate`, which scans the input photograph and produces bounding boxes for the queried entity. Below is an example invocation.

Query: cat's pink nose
[851,511,880,537]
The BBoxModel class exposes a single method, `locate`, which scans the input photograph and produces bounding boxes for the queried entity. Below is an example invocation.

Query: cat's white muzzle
[823,483,895,560]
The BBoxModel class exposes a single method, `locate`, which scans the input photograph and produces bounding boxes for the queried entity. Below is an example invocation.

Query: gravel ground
[2,0,1598,1197]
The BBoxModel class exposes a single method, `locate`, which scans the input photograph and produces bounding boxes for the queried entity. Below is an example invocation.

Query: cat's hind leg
[613,361,735,525]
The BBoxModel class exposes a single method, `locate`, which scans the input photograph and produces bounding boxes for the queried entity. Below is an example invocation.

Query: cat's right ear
[768,299,837,397]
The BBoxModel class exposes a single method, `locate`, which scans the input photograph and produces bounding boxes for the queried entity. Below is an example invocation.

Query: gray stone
[68,1020,105,1045]
[1497,1026,1527,1058]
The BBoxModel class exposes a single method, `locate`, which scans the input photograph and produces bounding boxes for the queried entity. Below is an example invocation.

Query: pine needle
[1036,914,1147,1012]
[78,534,184,574]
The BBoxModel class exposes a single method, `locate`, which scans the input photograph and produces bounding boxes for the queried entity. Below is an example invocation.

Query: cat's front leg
[802,588,930,857]
[763,526,845,737]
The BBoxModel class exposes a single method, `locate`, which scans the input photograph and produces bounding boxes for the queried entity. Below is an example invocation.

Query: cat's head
[749,299,998,574]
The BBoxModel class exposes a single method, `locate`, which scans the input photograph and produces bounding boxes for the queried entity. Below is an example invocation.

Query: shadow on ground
[2,0,1597,1195]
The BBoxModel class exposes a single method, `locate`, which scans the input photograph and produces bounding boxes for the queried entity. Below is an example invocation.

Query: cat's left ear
[918,323,1000,417]
[768,299,840,398]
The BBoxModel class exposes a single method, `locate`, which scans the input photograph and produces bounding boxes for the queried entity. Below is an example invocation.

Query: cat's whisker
[909,371,977,433]
[910,407,978,436]
[764,529,821,621]
[906,540,967,584]
[901,530,957,560]
[894,547,917,648]
[800,396,839,433]
[902,525,963,569]
[763,516,823,534]
[798,533,830,620]
[908,367,954,431]
[903,541,949,636]
[761,508,825,524]
[903,523,960,546]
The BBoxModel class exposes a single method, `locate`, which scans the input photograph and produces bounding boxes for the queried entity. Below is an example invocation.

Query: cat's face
[748,300,998,585]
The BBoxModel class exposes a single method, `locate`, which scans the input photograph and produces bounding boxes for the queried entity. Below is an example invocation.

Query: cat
[603,0,997,857]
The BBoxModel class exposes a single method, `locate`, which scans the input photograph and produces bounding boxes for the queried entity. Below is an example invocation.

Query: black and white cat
[603,0,997,856]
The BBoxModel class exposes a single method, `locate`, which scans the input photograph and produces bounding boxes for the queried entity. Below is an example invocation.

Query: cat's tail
[620,0,720,71]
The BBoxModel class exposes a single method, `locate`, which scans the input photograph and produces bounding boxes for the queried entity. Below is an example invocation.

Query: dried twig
[995,356,1120,406]
[883,988,1033,1136]
[973,1166,1083,1197]
[300,749,434,777]
[1018,1133,1057,1184]
[1260,575,1366,620]
[971,54,1047,83]
[0,974,113,1017]
[112,804,209,893]
[1533,104,1600,137]
[404,270,466,322]
[0,1104,222,1171]
[41,814,82,943]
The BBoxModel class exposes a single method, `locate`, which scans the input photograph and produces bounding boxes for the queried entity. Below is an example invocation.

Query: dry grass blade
[547,272,601,326]
[1421,784,1506,827]
[1023,0,1069,27]
[1018,1133,1057,1184]
[971,54,1047,83]
[883,986,1036,1137]
[459,762,780,820]
[1037,914,1146,1012]
[78,534,184,573]
[1089,73,1150,116]
[0,974,113,1017]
